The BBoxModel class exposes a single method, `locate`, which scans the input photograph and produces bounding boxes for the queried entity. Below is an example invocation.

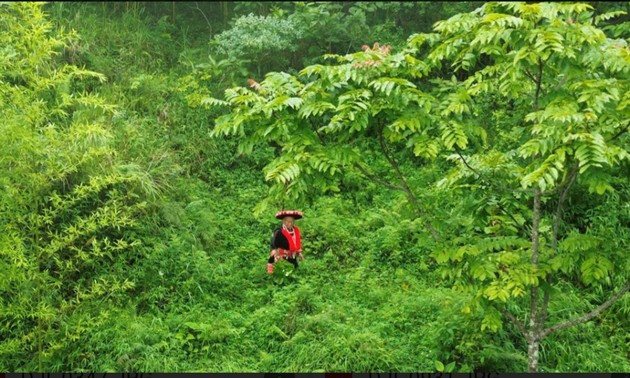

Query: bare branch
[607,122,630,142]
[531,189,542,267]
[353,163,405,192]
[378,129,410,192]
[189,2,212,33]
[534,57,544,111]
[542,281,630,338]
[552,161,579,251]
[523,69,537,85]
[453,148,534,193]
[454,146,483,178]
[529,188,542,335]
[541,161,578,329]
[503,307,527,338]
[538,288,550,333]
[377,127,441,241]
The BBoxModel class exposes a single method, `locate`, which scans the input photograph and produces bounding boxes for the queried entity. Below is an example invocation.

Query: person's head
[275,210,302,228]
[282,216,295,229]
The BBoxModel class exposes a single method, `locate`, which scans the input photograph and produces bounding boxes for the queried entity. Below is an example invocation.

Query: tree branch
[526,57,545,338]
[378,128,412,193]
[189,2,212,33]
[454,146,483,177]
[523,69,538,85]
[453,148,534,194]
[552,161,579,251]
[531,187,542,263]
[607,122,630,143]
[538,288,550,334]
[529,188,542,337]
[503,307,527,338]
[353,163,405,192]
[534,57,544,111]
[541,161,580,328]
[541,281,630,338]
[453,147,530,238]
[377,126,441,241]
[312,120,326,145]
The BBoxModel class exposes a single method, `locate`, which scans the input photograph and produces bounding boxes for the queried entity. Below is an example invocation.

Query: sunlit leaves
[580,255,614,286]
[480,13,524,29]
[208,30,451,208]
[409,134,440,160]
[297,101,336,119]
[440,121,468,150]
[1,4,154,368]
[299,64,326,78]
[265,160,301,185]
[200,97,229,107]
[520,151,565,191]
[595,10,628,25]
[433,12,478,36]
[369,77,415,96]
[421,3,630,357]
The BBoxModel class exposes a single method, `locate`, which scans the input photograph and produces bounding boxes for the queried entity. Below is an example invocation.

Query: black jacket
[270,227,295,251]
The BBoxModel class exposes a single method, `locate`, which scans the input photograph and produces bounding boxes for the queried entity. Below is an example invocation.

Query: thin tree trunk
[525,54,547,372]
[527,187,542,372]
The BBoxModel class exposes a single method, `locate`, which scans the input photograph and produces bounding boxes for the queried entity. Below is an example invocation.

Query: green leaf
[435,360,445,372]
[445,361,456,373]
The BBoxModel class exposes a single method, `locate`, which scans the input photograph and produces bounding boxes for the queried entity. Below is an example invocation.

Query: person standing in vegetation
[267,210,304,274]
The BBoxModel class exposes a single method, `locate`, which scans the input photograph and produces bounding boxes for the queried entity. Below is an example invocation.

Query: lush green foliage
[1,1,629,373]
[0,2,154,370]
[207,1,630,372]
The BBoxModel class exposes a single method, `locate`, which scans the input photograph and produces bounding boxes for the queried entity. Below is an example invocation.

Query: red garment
[269,225,303,263]
[273,248,293,260]
[281,226,301,251]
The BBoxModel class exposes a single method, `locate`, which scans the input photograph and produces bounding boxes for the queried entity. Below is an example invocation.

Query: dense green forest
[1,1,629,373]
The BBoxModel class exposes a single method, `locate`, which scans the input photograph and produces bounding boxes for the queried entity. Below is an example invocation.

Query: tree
[423,2,629,372]
[211,13,301,77]
[207,40,444,239]
[206,2,629,372]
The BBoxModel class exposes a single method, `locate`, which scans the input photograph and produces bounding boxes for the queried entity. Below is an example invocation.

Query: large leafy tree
[207,2,629,372]
[418,2,630,372]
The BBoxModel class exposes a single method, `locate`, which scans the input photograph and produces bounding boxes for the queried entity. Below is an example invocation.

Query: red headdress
[275,210,303,220]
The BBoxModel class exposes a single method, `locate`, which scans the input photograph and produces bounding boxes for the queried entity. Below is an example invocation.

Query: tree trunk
[527,335,540,373]
[528,187,543,372]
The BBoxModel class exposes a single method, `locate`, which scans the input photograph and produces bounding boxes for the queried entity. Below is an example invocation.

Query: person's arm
[296,230,304,260]
[270,229,280,256]
[297,242,304,260]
